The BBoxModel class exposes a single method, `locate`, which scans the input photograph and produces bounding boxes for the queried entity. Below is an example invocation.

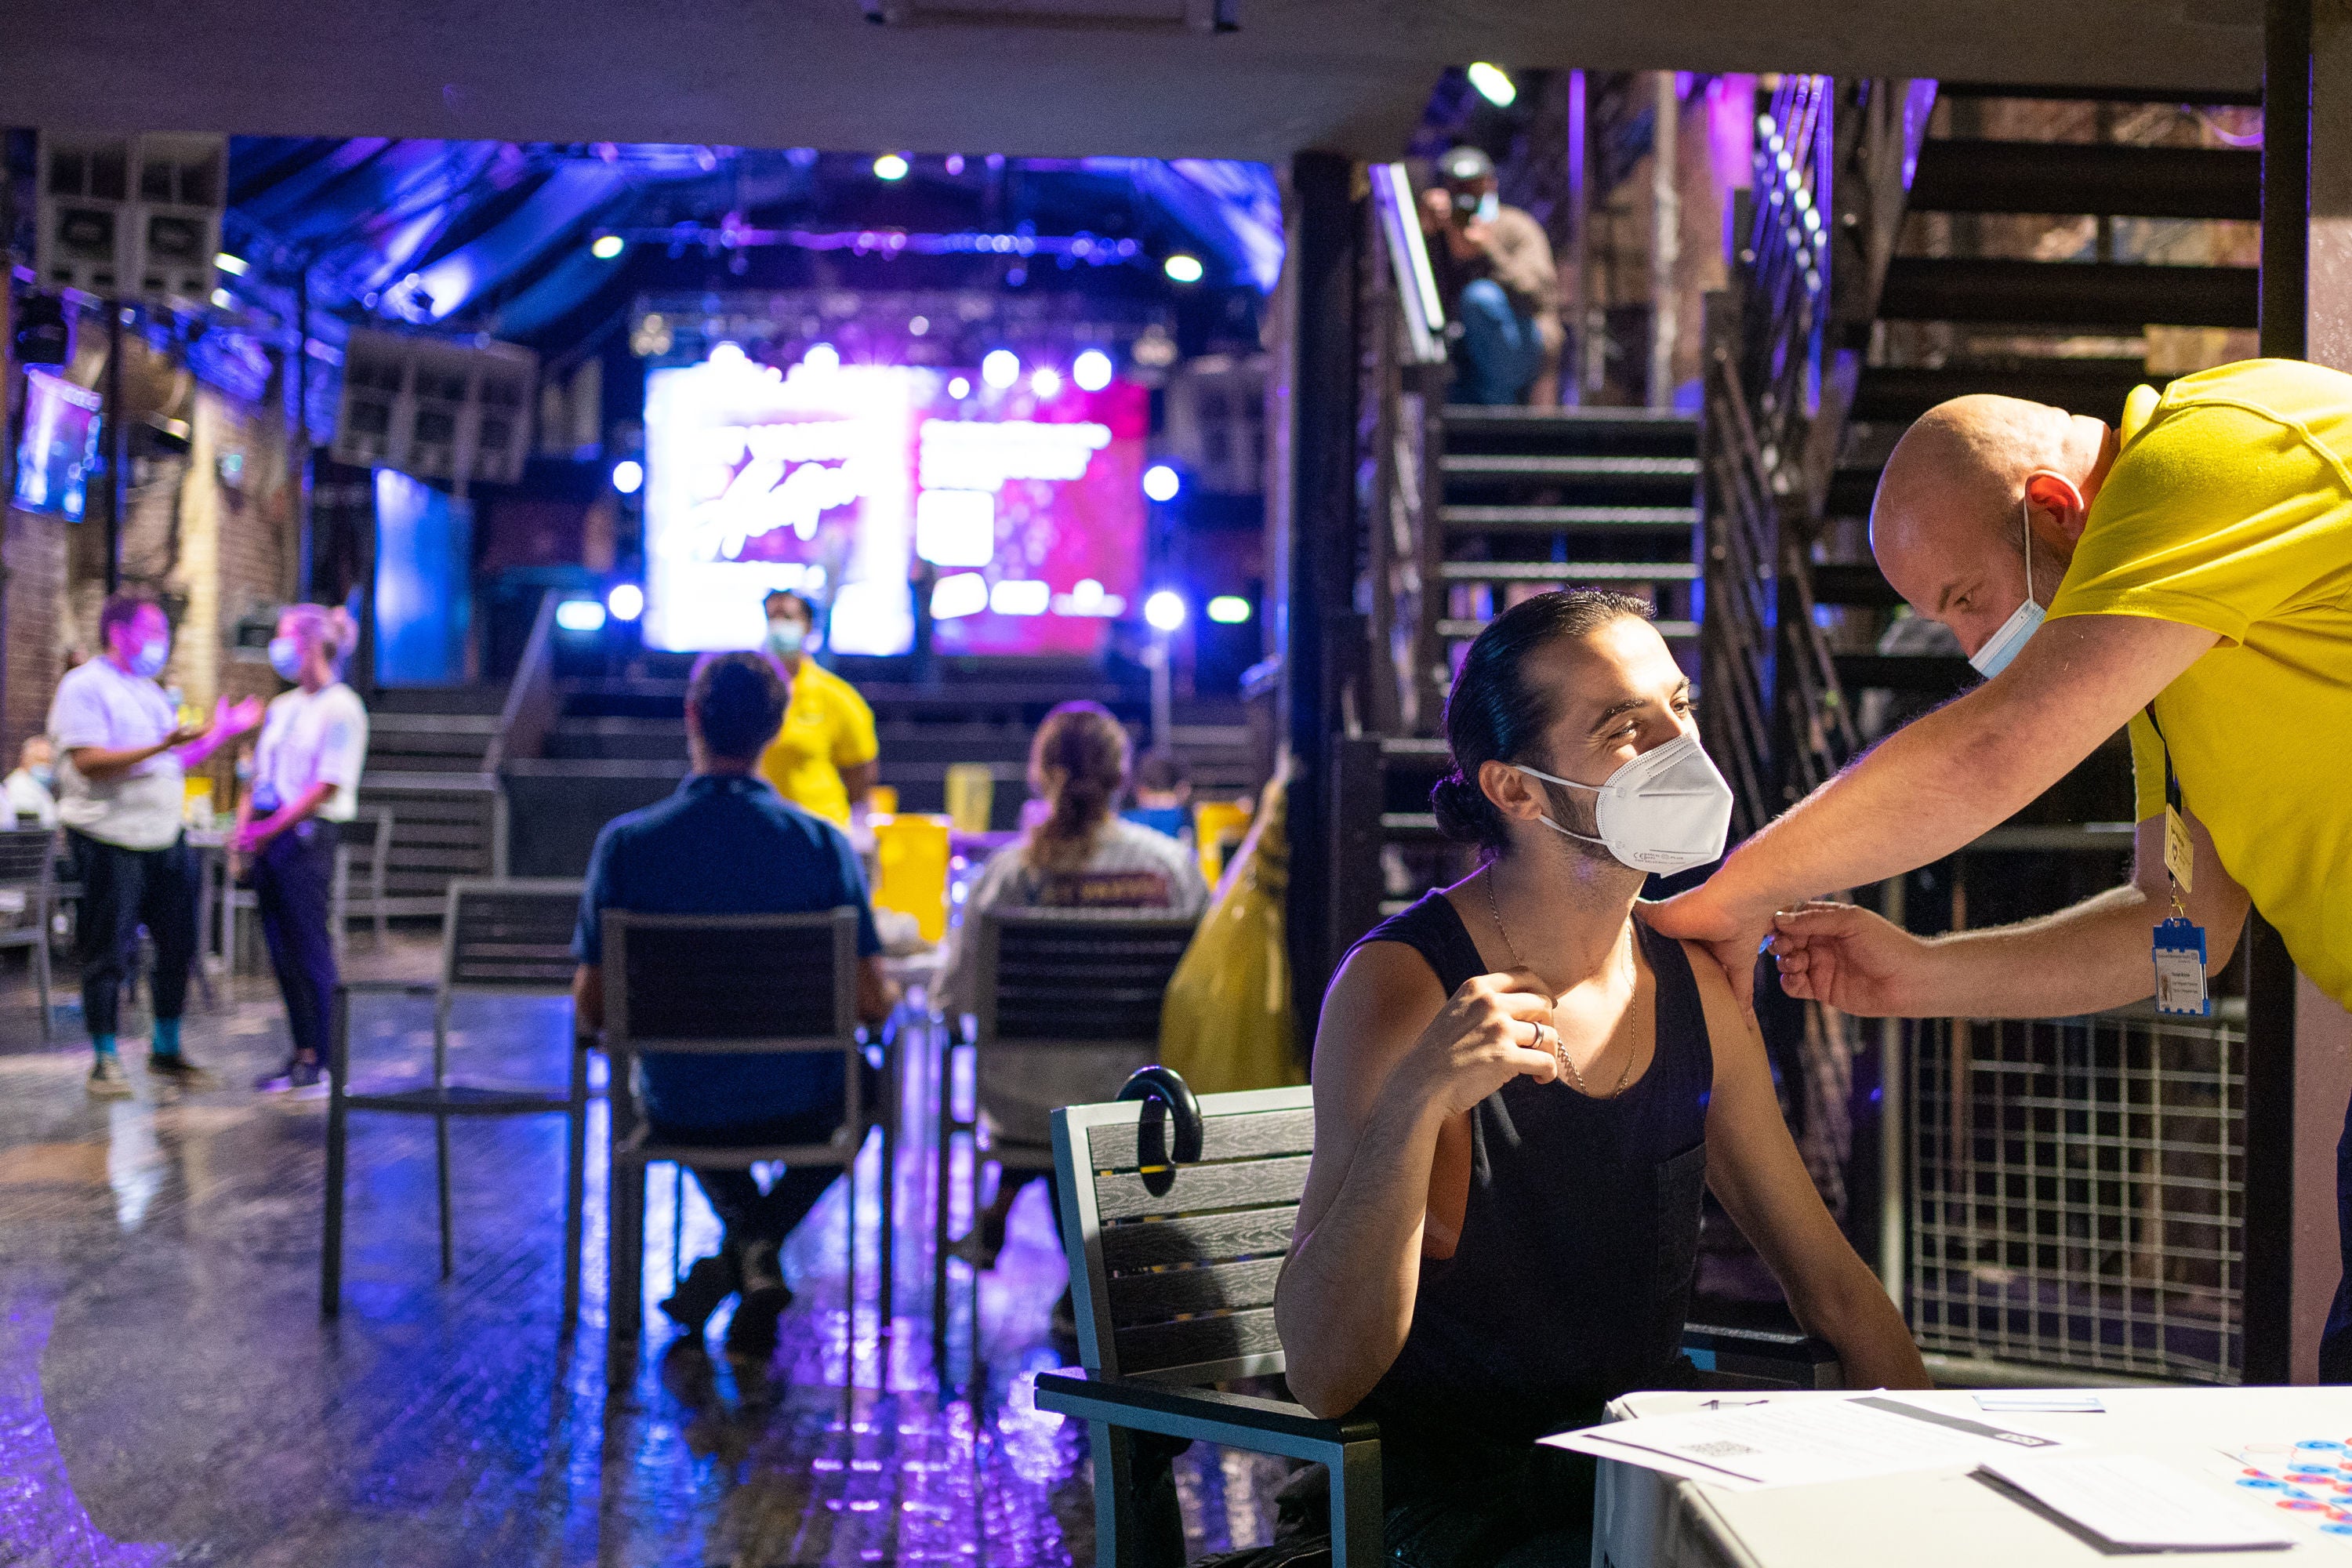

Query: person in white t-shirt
[4,735,59,828]
[935,702,1208,1282]
[237,604,369,1093]
[51,594,262,1098]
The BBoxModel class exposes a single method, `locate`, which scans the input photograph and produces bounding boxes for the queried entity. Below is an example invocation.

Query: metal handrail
[483,590,560,777]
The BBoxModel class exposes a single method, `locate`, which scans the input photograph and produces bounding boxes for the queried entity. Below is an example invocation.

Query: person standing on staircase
[1647,359,2352,1370]
[754,590,880,829]
[1420,145,1563,407]
[241,604,369,1094]
[49,593,262,1098]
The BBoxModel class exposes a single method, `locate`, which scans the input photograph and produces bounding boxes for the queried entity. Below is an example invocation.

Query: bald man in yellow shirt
[756,590,879,827]
[1646,358,2352,1365]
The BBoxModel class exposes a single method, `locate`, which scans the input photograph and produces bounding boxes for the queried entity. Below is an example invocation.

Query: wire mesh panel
[1908,1004,2244,1384]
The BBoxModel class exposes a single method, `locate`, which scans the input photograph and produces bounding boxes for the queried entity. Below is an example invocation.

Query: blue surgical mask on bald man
[1969,499,2047,680]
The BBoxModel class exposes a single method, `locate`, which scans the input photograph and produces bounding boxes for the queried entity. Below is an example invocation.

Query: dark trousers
[256,820,339,1062]
[654,1083,873,1260]
[69,829,198,1040]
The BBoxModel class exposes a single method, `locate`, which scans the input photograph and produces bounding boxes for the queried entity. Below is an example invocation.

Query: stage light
[1468,62,1517,107]
[1030,367,1062,398]
[1144,590,1187,632]
[982,349,1020,389]
[607,583,644,622]
[1073,350,1114,391]
[803,342,840,372]
[590,233,625,260]
[946,154,967,175]
[1163,253,1205,284]
[213,252,249,276]
[611,459,644,495]
[874,153,910,181]
[555,599,608,633]
[909,315,930,336]
[210,289,233,310]
[1207,595,1251,624]
[1142,463,1181,503]
[710,342,746,365]
[931,572,988,619]
[948,376,972,399]
[991,579,1049,616]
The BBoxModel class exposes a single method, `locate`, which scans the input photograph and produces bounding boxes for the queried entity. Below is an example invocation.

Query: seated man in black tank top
[1276,591,1926,1568]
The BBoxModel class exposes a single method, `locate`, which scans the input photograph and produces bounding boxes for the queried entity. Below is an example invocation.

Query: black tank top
[1346,889,1714,1470]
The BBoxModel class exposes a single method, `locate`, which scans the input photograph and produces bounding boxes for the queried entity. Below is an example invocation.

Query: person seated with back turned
[937,702,1209,1277]
[571,651,899,1361]
[1276,591,1925,1566]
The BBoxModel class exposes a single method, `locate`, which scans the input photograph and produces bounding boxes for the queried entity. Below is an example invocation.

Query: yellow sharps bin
[871,813,952,944]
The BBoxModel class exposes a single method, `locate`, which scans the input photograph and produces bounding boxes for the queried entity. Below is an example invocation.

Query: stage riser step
[1442,506,1698,532]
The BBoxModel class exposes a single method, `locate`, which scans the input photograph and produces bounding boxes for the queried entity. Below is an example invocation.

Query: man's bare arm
[1773,803,2251,1019]
[1650,613,2217,1000]
[1687,943,1928,1388]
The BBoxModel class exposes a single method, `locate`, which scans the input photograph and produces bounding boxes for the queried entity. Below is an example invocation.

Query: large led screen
[643,348,1147,657]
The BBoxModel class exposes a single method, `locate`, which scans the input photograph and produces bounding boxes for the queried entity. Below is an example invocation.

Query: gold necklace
[1484,865,1635,1099]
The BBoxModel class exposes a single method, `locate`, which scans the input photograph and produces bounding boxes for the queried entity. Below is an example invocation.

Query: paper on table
[1975,1392,2106,1414]
[1984,1451,2294,1551]
[1545,1394,2072,1489]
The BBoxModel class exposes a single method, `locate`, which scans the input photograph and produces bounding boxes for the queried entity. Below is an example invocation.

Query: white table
[1595,1385,2352,1568]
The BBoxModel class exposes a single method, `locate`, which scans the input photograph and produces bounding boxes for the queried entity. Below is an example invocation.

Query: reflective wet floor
[0,941,1283,1566]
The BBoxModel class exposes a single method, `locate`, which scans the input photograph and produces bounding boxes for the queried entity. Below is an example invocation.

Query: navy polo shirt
[574,771,882,1131]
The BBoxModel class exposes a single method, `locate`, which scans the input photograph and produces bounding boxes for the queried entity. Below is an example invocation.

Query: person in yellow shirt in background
[755,590,879,827]
[1646,358,2352,1371]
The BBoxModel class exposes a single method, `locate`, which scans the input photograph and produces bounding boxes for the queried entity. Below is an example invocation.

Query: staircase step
[1810,561,1907,607]
[1832,652,1978,692]
[1380,811,1445,841]
[1441,454,1699,481]
[1907,140,2259,220]
[371,713,499,735]
[1439,617,1697,641]
[1443,405,1695,431]
[1442,504,1699,532]
[1878,258,2257,328]
[1438,561,1697,583]
[1931,81,2261,107]
[1852,358,2158,424]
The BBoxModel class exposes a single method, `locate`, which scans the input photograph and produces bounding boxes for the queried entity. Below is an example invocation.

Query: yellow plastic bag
[1157,771,1303,1095]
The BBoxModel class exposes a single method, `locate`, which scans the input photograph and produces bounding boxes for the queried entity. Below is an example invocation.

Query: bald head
[1869,394,2111,656]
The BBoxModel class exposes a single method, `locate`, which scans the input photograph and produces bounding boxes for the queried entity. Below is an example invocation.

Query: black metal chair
[321,878,588,1321]
[0,827,58,1041]
[1034,1075,1844,1568]
[601,908,888,1373]
[936,907,1198,1363]
[331,808,396,958]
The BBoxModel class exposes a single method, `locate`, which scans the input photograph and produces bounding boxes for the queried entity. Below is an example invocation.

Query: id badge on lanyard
[2146,706,2210,1018]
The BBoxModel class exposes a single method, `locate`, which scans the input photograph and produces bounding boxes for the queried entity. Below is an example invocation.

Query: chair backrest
[346,811,394,881]
[1052,1083,1313,1386]
[601,909,863,1143]
[0,827,56,889]
[441,877,586,993]
[601,908,858,1053]
[977,907,1198,1050]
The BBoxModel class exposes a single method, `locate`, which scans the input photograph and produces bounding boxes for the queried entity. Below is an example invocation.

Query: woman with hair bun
[1264,590,1924,1567]
[240,603,370,1092]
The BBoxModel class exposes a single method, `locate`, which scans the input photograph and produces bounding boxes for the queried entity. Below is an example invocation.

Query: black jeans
[652,1063,878,1260]
[256,819,339,1063]
[69,829,198,1040]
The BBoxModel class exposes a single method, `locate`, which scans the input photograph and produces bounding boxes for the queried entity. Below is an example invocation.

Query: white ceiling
[2,0,2265,162]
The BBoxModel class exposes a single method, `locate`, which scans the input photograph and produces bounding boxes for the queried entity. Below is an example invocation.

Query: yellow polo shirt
[756,657,879,827]
[2048,359,2352,1007]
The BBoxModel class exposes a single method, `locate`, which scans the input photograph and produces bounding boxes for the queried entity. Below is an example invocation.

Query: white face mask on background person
[1512,732,1736,875]
[765,619,807,659]
[267,637,304,680]
[128,635,169,680]
[1969,499,2048,680]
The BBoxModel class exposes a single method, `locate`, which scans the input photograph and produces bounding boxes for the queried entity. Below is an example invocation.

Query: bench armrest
[1033,1369,1377,1465]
